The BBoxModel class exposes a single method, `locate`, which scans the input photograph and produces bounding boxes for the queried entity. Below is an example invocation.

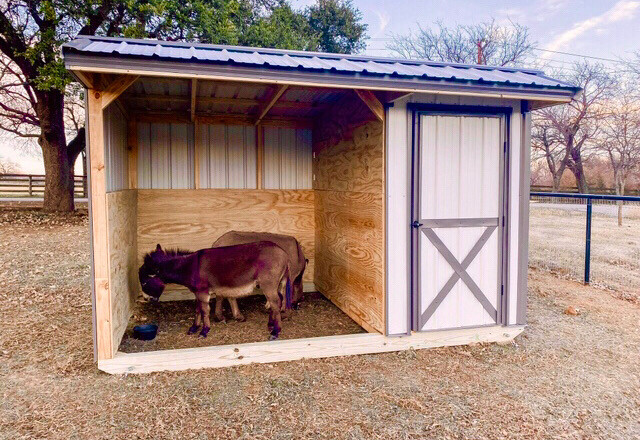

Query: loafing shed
[62,36,579,374]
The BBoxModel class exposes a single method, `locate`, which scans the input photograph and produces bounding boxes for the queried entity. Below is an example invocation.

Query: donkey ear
[155,243,162,252]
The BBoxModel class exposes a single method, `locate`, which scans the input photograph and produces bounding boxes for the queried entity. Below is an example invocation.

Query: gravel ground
[1,206,639,439]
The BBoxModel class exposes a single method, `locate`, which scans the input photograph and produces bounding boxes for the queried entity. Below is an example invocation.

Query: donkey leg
[213,296,226,323]
[265,290,283,340]
[228,299,246,322]
[187,300,202,335]
[278,278,292,320]
[292,278,304,309]
[198,292,212,337]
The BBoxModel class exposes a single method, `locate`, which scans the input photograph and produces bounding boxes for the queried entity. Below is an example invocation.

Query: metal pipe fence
[530,191,640,284]
[0,173,87,198]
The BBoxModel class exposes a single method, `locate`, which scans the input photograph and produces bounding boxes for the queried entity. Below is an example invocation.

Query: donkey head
[139,244,168,302]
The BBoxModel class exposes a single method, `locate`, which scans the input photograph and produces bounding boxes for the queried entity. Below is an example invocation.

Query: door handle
[411,221,423,228]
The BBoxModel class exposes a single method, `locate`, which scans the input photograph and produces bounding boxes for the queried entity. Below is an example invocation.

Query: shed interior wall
[135,188,316,291]
[313,94,385,334]
[106,189,138,355]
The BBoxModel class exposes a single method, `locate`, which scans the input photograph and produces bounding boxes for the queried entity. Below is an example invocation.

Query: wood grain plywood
[107,190,138,356]
[314,191,384,333]
[136,189,315,285]
[313,94,385,334]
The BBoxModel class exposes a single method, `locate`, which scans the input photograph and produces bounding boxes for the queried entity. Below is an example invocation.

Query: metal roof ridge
[63,35,549,75]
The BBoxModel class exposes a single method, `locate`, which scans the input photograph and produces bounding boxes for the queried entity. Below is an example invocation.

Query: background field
[529,203,640,303]
[0,204,639,439]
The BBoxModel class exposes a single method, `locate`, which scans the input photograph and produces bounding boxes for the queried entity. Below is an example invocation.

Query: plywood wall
[136,189,315,287]
[106,189,138,355]
[313,93,385,334]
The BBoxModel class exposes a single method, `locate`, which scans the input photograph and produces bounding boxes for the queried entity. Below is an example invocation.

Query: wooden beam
[256,124,263,189]
[354,89,384,122]
[134,111,313,128]
[255,84,288,125]
[194,119,201,189]
[124,94,323,110]
[87,89,113,361]
[196,113,313,129]
[101,75,139,110]
[190,78,198,122]
[97,325,525,374]
[127,118,138,189]
[74,70,96,89]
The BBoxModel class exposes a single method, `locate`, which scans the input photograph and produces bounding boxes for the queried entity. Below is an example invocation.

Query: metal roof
[63,36,579,97]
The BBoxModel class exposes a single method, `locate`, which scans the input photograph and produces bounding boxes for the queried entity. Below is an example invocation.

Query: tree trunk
[616,177,625,227]
[568,154,589,194]
[36,90,75,212]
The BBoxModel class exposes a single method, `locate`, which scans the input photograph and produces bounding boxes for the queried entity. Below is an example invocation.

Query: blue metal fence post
[584,198,592,285]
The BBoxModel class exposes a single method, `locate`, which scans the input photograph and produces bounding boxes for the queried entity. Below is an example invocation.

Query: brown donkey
[211,231,307,322]
[139,242,292,339]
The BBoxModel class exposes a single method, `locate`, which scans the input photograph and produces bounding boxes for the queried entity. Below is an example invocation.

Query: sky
[2,0,639,174]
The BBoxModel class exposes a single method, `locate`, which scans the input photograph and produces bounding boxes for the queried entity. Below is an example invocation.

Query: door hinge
[411,221,423,228]
[500,285,504,296]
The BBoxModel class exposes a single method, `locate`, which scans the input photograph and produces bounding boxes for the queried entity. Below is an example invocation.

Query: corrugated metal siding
[64,36,578,91]
[137,122,194,189]
[263,127,312,189]
[104,105,128,192]
[197,124,257,189]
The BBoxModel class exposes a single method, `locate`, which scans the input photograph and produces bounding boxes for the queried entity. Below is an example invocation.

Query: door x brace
[420,224,498,326]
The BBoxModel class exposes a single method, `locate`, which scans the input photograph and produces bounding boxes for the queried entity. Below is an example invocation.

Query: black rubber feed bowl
[133,324,158,341]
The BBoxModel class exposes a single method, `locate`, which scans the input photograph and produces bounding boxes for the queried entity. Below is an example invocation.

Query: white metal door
[414,114,505,331]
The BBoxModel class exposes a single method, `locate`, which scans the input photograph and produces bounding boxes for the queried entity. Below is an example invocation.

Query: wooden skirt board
[99,325,524,374]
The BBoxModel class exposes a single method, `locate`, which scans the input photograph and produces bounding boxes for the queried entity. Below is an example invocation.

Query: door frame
[408,103,513,331]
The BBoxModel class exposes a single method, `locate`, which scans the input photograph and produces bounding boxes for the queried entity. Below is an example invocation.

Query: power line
[531,47,625,64]
[366,38,633,66]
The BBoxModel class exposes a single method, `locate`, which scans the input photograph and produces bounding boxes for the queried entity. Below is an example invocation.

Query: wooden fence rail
[0,173,87,198]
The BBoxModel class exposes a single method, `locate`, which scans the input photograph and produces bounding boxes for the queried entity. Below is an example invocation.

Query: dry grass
[1,204,640,439]
[529,203,640,303]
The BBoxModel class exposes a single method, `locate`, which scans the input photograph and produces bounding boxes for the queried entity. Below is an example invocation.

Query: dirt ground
[120,292,365,353]
[1,205,640,440]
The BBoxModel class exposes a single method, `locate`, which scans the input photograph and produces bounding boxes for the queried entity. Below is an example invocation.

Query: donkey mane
[143,247,194,264]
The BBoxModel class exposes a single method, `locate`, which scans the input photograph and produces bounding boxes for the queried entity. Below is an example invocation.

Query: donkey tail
[284,266,292,310]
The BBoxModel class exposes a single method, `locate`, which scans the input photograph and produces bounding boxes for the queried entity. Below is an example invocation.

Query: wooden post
[127,118,138,189]
[256,124,263,189]
[194,119,201,189]
[28,175,32,197]
[87,88,113,361]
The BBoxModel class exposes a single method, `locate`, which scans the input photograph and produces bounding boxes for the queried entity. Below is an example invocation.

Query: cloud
[372,9,390,37]
[542,0,640,57]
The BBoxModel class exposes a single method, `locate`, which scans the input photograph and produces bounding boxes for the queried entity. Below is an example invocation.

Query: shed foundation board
[99,325,524,374]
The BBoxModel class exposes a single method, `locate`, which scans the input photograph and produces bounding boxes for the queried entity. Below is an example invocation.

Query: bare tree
[0,155,20,174]
[534,61,615,193]
[597,88,640,225]
[532,113,569,190]
[388,19,534,67]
